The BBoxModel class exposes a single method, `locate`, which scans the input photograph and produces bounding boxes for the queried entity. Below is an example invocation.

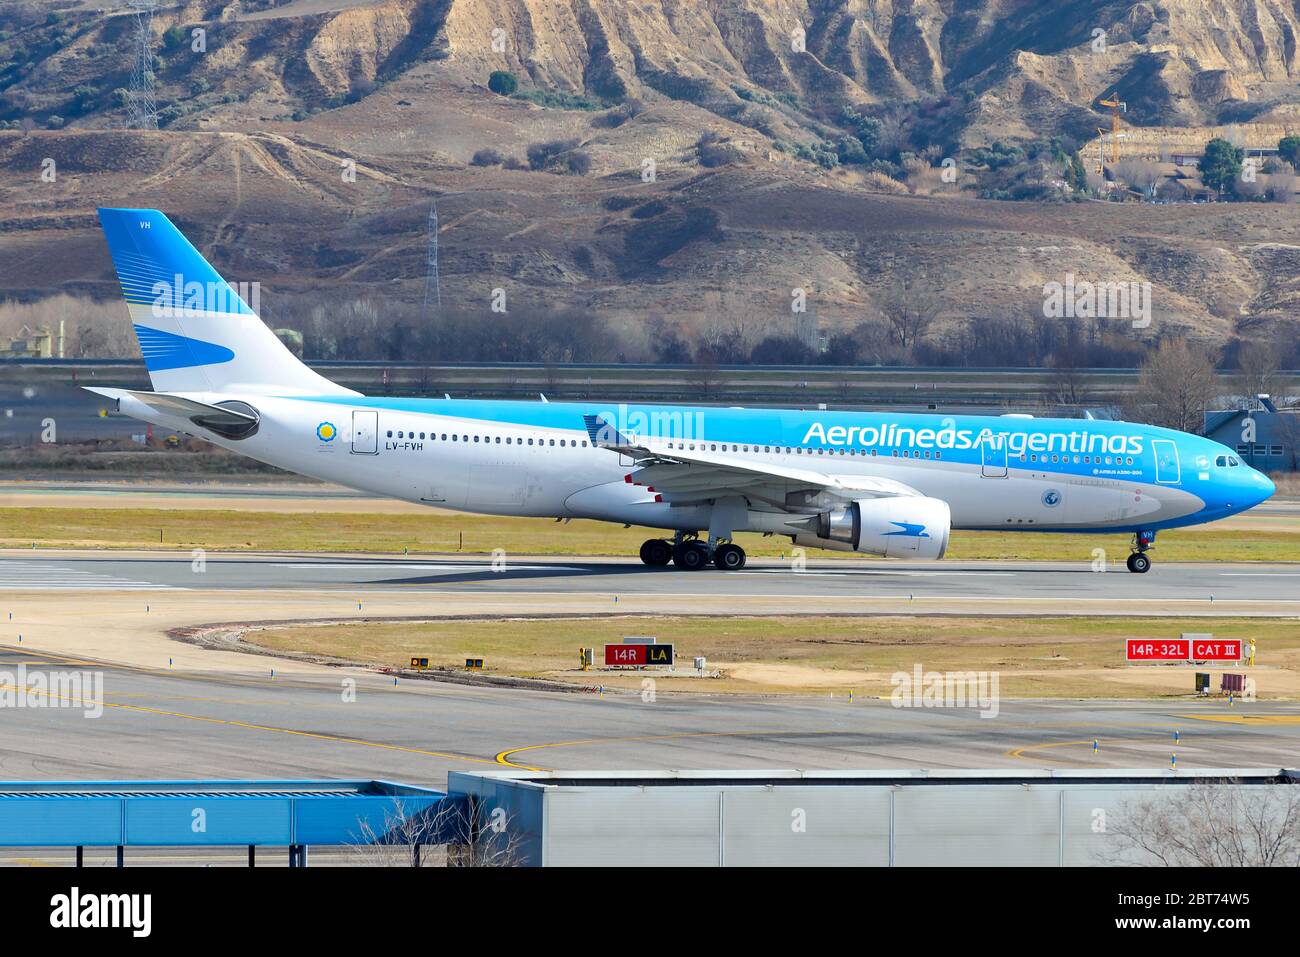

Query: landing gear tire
[1126,552,1151,574]
[639,539,673,567]
[713,543,746,570]
[673,541,710,571]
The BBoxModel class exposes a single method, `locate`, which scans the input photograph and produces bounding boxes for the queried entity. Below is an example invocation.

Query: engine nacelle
[800,496,951,560]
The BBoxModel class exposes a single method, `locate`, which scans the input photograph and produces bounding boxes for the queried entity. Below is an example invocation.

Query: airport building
[6,770,1297,867]
[1204,396,1299,472]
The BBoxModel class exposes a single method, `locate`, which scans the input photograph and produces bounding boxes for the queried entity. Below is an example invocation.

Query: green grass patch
[512,89,608,111]
[2,506,1295,562]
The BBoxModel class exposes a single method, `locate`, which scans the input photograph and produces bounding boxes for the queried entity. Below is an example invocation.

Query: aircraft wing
[582,413,921,508]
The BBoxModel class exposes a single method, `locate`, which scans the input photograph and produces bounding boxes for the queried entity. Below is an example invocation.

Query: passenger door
[1153,439,1180,484]
[980,434,1008,478]
[351,410,378,454]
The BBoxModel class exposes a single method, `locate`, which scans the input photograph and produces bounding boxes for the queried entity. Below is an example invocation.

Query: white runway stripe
[0,562,178,590]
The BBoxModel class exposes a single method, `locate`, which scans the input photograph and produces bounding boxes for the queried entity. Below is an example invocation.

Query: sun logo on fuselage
[316,421,337,442]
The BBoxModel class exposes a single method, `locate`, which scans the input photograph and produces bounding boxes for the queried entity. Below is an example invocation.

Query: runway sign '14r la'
[605,644,674,666]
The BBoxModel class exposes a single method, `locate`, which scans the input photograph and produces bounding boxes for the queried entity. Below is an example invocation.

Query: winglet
[582,413,634,449]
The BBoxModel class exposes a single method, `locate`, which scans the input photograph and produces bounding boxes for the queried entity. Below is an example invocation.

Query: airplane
[85,208,1276,574]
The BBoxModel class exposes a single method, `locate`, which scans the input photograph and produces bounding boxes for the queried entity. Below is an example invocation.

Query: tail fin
[97,208,355,396]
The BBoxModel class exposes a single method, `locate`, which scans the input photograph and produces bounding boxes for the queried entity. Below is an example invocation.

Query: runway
[0,552,1296,612]
[1,647,1296,788]
[0,547,1296,809]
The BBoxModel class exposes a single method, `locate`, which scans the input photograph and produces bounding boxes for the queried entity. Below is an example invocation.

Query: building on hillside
[1155,175,1215,202]
[3,322,64,358]
[1203,396,1299,473]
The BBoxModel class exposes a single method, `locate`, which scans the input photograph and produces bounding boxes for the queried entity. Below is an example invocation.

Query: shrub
[566,151,593,174]
[471,147,504,166]
[487,70,517,96]
[526,138,578,171]
[513,88,605,111]
[162,25,187,52]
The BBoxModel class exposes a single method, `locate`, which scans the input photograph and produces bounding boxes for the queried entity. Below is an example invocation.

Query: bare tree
[1125,338,1220,432]
[348,799,528,867]
[1098,781,1300,867]
[686,358,724,399]
[1047,359,1089,407]
[1116,158,1161,199]
[1234,338,1283,405]
[1270,170,1297,203]
[879,281,942,353]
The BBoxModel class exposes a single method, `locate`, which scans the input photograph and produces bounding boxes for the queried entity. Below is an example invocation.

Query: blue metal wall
[0,780,457,848]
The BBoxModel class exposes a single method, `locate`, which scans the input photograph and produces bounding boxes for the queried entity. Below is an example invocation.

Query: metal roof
[0,780,458,848]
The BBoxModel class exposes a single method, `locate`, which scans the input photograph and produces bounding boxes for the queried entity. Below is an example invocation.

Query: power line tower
[124,0,159,131]
[423,198,441,313]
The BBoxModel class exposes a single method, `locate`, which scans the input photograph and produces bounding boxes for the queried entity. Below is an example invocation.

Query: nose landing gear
[1126,530,1155,573]
[1126,552,1151,574]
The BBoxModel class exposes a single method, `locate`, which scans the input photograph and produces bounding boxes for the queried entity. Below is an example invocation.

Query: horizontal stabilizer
[83,387,258,430]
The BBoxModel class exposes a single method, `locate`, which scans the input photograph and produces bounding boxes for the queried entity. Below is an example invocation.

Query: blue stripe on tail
[133,324,235,372]
[97,208,254,316]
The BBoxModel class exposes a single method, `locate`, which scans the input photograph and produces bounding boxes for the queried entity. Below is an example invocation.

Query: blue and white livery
[87,209,1275,573]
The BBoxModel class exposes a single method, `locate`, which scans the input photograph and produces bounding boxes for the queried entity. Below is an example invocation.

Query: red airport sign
[1190,638,1242,661]
[1126,638,1242,662]
[604,644,674,666]
[1126,639,1189,661]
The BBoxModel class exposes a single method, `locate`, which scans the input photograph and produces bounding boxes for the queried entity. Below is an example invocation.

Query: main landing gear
[638,535,747,570]
[1126,530,1155,574]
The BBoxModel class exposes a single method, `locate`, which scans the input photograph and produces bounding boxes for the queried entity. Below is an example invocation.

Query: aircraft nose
[1255,470,1276,504]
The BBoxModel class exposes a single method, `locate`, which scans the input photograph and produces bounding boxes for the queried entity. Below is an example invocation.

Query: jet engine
[794,496,951,559]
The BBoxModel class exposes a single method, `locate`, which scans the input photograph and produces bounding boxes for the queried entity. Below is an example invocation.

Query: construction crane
[1096,91,1127,168]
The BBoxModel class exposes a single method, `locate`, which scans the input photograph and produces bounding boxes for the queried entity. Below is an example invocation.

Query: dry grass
[248,614,1300,698]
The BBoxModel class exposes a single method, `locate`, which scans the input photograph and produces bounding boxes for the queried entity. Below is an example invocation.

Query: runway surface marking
[495,729,843,772]
[272,562,586,571]
[1003,719,1203,762]
[0,678,501,768]
[1004,739,1097,761]
[1175,713,1300,725]
[0,560,180,591]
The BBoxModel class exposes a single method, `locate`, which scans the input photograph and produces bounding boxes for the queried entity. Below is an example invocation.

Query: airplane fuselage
[116,393,1275,539]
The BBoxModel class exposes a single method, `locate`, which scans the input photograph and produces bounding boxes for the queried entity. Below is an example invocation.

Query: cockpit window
[1229,456,1240,467]
[1215,455,1227,467]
